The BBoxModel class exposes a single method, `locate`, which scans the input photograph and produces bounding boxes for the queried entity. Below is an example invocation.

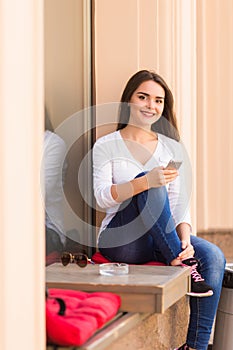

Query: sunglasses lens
[74,254,88,268]
[61,252,71,266]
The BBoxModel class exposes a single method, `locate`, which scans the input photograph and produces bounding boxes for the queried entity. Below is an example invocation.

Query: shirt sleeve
[92,140,118,209]
[165,137,193,230]
[44,135,67,196]
[168,174,192,229]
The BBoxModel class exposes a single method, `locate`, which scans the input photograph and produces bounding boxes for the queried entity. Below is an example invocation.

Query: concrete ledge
[109,296,189,350]
[78,312,148,350]
[46,263,190,313]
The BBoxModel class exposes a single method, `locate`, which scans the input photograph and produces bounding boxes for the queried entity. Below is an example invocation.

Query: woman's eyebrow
[136,92,165,99]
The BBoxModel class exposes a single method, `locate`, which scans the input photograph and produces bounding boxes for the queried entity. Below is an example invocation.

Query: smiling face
[128,80,165,130]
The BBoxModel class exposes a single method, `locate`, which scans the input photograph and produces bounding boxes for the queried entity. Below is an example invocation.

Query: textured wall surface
[198,231,233,262]
[109,296,189,350]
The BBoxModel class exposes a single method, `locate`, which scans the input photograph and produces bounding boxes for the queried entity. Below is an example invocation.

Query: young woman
[93,70,225,350]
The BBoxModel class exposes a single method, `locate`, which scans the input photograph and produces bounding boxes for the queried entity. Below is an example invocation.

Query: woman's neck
[120,125,157,143]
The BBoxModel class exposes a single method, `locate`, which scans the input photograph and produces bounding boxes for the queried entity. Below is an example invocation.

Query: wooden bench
[46,263,190,349]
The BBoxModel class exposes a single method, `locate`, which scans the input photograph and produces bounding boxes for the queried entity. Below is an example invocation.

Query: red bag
[46,288,121,346]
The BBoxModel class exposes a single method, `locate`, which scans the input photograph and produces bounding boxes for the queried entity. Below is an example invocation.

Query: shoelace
[190,263,204,282]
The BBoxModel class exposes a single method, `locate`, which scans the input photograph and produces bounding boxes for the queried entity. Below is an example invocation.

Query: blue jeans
[98,176,226,350]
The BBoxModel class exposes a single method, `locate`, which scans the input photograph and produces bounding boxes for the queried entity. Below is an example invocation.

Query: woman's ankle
[170,258,182,266]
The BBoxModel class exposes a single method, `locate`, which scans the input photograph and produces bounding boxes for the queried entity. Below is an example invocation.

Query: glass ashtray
[99,263,129,276]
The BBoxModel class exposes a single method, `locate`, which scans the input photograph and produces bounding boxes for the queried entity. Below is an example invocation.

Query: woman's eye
[138,95,146,100]
[156,99,163,104]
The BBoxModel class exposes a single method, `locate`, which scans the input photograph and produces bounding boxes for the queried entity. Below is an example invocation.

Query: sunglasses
[61,252,94,268]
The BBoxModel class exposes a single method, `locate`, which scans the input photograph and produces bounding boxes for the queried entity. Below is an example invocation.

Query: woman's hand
[177,240,195,261]
[146,166,178,188]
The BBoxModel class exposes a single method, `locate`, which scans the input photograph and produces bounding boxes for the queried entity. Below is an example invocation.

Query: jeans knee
[193,237,226,268]
[209,245,226,267]
[202,244,226,277]
[216,247,226,269]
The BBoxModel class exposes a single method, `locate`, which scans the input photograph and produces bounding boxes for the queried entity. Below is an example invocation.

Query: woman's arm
[176,222,195,260]
[93,139,178,208]
[111,167,178,202]
[176,222,191,244]
[167,174,194,260]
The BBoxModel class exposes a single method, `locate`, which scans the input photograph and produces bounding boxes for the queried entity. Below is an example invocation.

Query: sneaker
[182,257,213,297]
[173,344,189,350]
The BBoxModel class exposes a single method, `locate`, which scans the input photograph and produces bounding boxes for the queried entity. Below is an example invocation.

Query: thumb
[181,240,188,249]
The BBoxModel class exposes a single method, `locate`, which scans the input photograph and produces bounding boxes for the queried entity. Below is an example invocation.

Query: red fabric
[46,288,121,346]
[92,251,166,266]
[46,251,60,266]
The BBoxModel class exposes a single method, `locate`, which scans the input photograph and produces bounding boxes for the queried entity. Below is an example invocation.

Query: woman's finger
[163,169,178,176]
[178,245,194,260]
[164,174,178,183]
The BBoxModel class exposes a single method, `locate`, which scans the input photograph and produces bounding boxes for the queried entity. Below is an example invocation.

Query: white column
[156,0,197,232]
[0,0,45,349]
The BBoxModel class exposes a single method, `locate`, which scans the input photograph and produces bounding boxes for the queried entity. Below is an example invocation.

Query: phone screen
[166,160,182,170]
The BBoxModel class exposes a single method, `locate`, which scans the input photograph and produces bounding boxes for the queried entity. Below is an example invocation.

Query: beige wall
[95,0,160,106]
[94,0,233,232]
[197,0,233,230]
[44,0,84,127]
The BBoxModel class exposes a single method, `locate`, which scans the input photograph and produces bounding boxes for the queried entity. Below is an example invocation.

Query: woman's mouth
[141,110,156,118]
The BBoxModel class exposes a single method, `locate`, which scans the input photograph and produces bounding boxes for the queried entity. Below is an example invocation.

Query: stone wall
[109,296,189,350]
[198,231,233,262]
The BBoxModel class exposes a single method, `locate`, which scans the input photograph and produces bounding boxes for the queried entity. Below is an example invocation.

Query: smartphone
[166,160,182,170]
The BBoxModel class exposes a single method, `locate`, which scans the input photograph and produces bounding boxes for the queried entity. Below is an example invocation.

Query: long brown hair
[117,70,180,141]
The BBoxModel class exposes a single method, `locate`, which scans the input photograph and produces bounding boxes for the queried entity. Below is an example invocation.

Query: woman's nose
[147,98,156,110]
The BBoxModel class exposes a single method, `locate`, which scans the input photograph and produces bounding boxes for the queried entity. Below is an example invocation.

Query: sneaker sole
[186,290,213,297]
